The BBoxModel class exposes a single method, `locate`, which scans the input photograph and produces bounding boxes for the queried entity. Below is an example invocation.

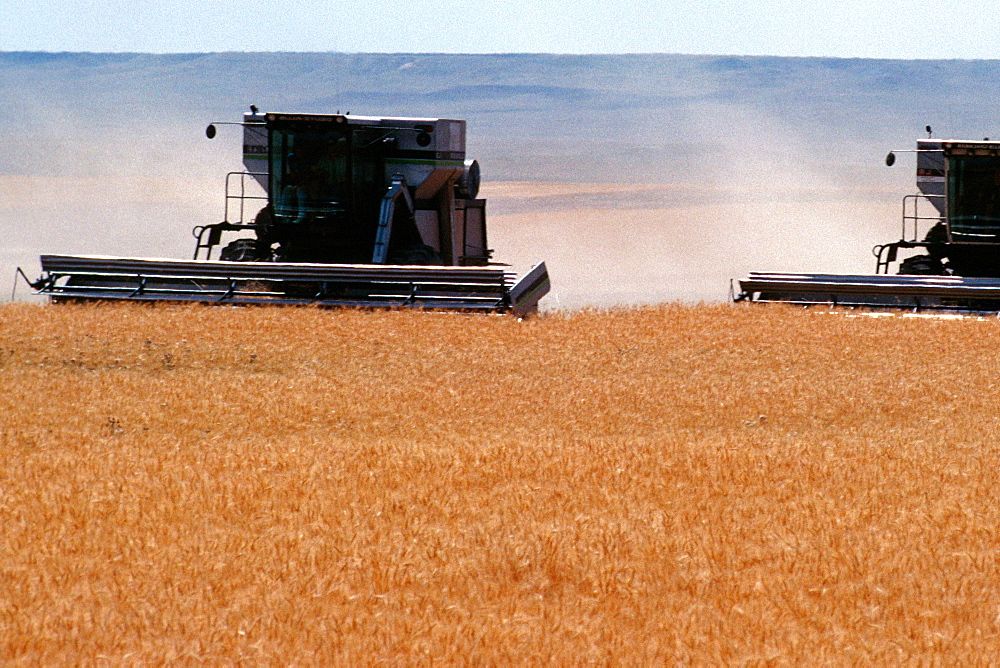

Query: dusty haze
[4,53,1000,307]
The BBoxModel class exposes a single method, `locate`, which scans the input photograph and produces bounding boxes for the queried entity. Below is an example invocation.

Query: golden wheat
[2,302,1000,662]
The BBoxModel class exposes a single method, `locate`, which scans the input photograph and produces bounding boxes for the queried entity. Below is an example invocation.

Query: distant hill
[3,53,1000,306]
[5,52,1000,179]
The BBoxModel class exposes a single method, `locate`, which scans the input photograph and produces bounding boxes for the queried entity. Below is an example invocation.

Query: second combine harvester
[23,109,550,314]
[736,129,1000,310]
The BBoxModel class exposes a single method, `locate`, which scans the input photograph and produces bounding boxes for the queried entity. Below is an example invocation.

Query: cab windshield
[949,155,1000,239]
[270,126,350,225]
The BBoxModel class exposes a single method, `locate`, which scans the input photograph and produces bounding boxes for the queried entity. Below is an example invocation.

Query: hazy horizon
[7,1,1000,59]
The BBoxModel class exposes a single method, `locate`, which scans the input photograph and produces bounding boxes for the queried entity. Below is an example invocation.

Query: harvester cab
[199,111,490,268]
[21,110,550,314]
[878,138,1000,277]
[736,131,1000,311]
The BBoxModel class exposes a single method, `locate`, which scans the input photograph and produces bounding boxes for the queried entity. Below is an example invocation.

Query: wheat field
[2,302,1000,662]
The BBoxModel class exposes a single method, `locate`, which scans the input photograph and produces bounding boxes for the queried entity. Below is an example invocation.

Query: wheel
[389,244,442,265]
[219,238,261,262]
[898,254,946,275]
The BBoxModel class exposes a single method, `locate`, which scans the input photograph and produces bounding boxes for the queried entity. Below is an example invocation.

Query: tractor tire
[219,238,260,262]
[899,254,947,275]
[390,244,442,265]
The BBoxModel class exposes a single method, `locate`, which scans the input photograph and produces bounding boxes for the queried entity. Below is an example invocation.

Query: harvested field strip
[2,302,1000,662]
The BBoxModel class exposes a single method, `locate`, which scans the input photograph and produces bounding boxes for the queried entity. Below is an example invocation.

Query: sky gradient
[4,0,1000,59]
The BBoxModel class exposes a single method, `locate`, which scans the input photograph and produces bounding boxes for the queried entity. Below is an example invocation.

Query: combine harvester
[735,129,1000,312]
[19,109,549,315]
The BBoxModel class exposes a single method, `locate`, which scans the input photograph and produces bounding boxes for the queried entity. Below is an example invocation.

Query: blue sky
[4,0,1000,59]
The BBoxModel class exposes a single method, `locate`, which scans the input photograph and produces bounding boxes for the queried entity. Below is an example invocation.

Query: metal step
[735,272,1000,310]
[27,254,542,312]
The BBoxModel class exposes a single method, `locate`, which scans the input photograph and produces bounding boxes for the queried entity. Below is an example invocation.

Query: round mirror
[206,124,217,139]
[885,151,896,167]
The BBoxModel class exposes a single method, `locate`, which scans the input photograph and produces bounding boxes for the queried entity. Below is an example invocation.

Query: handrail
[901,193,944,242]
[223,171,267,224]
[188,172,268,260]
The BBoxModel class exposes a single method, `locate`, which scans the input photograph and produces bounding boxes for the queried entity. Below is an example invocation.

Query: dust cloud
[486,104,906,309]
[486,185,899,309]
[3,116,245,301]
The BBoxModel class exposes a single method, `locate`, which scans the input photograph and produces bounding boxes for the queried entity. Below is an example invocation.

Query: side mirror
[885,152,896,167]
[205,124,217,139]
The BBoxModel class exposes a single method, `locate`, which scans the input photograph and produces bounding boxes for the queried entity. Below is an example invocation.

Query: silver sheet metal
[40,255,512,284]
[736,272,1000,310]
